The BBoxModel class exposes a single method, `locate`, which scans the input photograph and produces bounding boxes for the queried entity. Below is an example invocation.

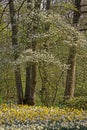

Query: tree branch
[81,11,87,14]
[80,4,87,7]
[16,0,26,12]
[0,1,10,23]
[79,28,87,31]
[0,23,10,32]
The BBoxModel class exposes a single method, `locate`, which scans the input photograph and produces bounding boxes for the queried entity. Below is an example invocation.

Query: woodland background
[0,0,87,108]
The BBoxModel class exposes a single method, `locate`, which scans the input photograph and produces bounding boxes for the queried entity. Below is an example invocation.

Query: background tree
[9,0,23,104]
[64,0,81,100]
[0,0,87,107]
[24,0,42,105]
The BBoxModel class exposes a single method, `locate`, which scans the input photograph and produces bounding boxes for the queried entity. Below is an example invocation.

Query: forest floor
[0,104,87,130]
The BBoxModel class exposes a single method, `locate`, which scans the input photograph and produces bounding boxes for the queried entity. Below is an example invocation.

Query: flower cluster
[0,104,87,129]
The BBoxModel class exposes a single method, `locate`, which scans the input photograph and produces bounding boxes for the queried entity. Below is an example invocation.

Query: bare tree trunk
[25,64,33,105]
[64,46,77,99]
[9,0,23,104]
[64,0,81,100]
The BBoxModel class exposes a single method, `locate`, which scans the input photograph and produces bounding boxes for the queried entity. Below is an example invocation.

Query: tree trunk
[24,0,41,105]
[64,46,77,99]
[46,0,51,10]
[9,0,23,104]
[64,0,81,100]
[25,64,33,105]
[73,0,81,26]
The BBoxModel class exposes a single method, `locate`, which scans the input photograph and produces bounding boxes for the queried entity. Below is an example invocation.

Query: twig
[0,22,10,32]
[0,1,10,23]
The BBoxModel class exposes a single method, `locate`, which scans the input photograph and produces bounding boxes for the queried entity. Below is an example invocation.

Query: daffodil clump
[0,104,87,130]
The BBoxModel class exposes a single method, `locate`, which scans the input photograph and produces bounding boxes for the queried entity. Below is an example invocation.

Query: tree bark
[46,0,51,10]
[9,0,23,104]
[64,0,81,100]
[64,46,77,99]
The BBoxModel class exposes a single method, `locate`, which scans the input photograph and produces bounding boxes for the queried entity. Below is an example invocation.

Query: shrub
[63,96,87,110]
